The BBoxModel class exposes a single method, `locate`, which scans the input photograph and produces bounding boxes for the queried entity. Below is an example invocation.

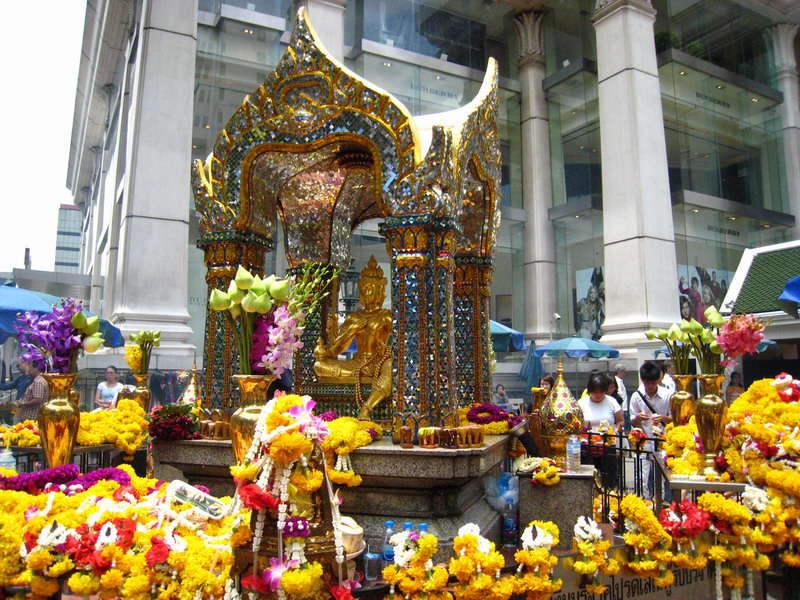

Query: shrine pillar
[197,232,271,410]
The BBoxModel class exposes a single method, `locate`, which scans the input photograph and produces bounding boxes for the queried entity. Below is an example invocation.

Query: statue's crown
[360,255,385,280]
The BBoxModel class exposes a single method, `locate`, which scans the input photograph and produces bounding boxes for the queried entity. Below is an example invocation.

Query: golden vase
[695,374,727,478]
[230,374,279,464]
[38,373,81,469]
[118,373,152,413]
[670,375,696,426]
[538,357,583,470]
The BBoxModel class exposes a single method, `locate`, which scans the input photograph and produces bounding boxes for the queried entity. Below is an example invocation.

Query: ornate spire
[513,11,546,69]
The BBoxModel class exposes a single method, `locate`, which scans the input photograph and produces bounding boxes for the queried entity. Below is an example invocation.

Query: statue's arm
[324,315,361,356]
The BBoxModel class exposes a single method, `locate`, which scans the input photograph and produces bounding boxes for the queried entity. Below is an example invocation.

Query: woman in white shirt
[95,366,124,409]
[578,372,624,432]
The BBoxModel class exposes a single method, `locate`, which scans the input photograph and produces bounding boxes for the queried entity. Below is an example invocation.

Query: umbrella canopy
[777,275,800,319]
[0,285,123,347]
[534,336,619,358]
[490,320,526,352]
[518,340,544,390]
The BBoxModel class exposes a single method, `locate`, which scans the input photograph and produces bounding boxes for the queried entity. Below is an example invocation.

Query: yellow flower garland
[77,399,148,457]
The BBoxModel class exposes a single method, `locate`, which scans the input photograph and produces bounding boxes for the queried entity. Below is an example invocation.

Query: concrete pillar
[513,10,557,346]
[294,0,346,61]
[766,23,800,239]
[592,0,678,355]
[111,0,198,368]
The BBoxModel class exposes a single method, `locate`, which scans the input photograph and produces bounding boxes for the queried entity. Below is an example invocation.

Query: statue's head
[358,255,387,309]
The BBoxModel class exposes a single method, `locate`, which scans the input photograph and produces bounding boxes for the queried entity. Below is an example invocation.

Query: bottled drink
[403,521,413,533]
[0,448,15,472]
[418,523,428,536]
[381,520,395,569]
[501,499,518,547]
[566,435,581,474]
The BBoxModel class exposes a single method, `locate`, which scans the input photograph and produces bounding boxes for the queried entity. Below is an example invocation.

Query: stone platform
[518,466,595,550]
[152,434,513,558]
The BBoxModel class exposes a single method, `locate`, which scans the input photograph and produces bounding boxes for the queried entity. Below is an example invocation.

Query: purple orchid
[15,299,101,373]
[263,556,300,591]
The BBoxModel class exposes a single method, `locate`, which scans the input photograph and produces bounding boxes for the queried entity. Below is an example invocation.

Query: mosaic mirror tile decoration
[193,8,501,428]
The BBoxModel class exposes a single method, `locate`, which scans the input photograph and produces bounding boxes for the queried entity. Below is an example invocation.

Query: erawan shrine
[5,9,800,600]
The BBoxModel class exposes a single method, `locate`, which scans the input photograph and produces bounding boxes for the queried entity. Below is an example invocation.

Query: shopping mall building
[68,0,800,383]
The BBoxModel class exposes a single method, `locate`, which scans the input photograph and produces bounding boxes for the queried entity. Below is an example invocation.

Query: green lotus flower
[252,293,272,314]
[644,330,656,340]
[209,289,232,311]
[83,315,100,335]
[229,304,242,319]
[680,319,692,333]
[657,328,669,340]
[250,275,267,296]
[234,265,254,290]
[688,318,704,335]
[667,323,681,341]
[227,280,246,304]
[705,306,725,328]
[82,332,105,353]
[241,291,261,313]
[709,340,723,354]
[269,279,290,302]
[70,310,88,330]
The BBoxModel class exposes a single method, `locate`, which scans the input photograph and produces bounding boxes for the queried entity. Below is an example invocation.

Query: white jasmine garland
[457,523,481,537]
[742,485,770,514]
[573,515,602,543]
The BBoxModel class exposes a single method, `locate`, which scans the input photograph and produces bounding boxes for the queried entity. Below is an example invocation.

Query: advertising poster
[574,266,605,340]
[677,265,735,325]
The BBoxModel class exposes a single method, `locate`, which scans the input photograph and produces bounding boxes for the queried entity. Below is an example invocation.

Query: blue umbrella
[777,275,800,319]
[518,340,544,390]
[534,336,619,358]
[490,320,526,352]
[0,285,123,347]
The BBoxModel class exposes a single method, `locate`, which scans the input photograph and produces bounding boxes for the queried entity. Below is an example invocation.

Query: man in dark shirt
[0,358,33,400]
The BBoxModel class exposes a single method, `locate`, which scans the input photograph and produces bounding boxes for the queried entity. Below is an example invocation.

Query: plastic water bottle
[566,435,581,474]
[418,523,428,536]
[403,521,413,533]
[501,499,518,547]
[0,448,15,472]
[381,520,395,569]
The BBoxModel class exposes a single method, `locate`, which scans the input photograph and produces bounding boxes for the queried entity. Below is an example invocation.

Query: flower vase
[695,374,728,478]
[670,375,696,426]
[38,373,81,469]
[118,374,152,413]
[230,374,279,464]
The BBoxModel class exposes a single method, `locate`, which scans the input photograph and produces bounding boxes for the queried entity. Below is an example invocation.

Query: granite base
[518,466,595,550]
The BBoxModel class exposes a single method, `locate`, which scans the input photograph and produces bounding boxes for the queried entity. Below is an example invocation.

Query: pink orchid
[263,556,300,591]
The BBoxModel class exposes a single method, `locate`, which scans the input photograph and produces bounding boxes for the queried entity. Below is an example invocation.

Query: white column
[514,11,557,346]
[298,0,346,61]
[112,0,198,367]
[766,23,800,238]
[593,0,678,354]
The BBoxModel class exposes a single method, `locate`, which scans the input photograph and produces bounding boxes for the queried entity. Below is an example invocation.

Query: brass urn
[38,373,81,468]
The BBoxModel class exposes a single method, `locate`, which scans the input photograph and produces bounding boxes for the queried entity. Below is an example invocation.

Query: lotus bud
[269,279,291,302]
[700,329,715,344]
[667,323,681,341]
[229,304,242,319]
[225,280,244,304]
[709,340,723,354]
[264,274,278,288]
[252,294,273,314]
[657,328,669,340]
[241,291,260,313]
[250,275,267,296]
[688,319,704,335]
[71,311,88,330]
[680,319,691,332]
[706,309,725,328]
[234,266,254,290]
[152,332,161,347]
[209,289,232,311]
[644,330,656,340]
[83,333,105,353]
[84,315,100,335]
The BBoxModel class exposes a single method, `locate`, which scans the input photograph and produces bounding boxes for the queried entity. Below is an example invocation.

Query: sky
[0,2,85,273]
